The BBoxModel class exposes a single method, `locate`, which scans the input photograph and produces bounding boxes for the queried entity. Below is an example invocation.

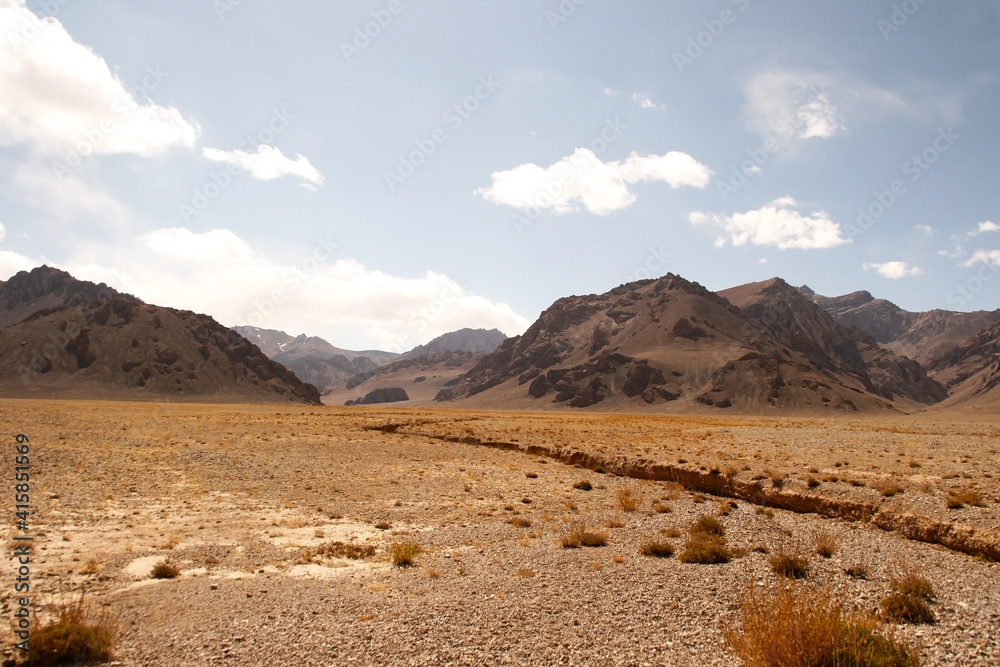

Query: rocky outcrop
[346,387,410,405]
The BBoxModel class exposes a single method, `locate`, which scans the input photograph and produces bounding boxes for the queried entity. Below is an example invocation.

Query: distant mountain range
[2,266,996,412]
[436,275,998,413]
[0,266,319,404]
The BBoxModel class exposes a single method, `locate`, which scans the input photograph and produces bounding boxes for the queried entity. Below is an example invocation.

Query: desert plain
[2,399,999,666]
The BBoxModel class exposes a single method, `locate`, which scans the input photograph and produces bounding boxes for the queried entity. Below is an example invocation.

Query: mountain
[926,320,1000,411]
[232,326,397,393]
[0,267,320,404]
[798,286,1000,365]
[399,328,506,360]
[435,274,947,413]
[325,350,485,406]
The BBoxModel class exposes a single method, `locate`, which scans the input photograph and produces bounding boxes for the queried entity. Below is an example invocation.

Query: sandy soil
[1,400,998,666]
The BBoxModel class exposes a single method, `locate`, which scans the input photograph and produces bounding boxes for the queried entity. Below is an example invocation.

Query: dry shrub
[876,482,904,498]
[946,489,984,509]
[506,517,532,528]
[560,522,607,548]
[572,480,593,491]
[679,514,731,564]
[880,572,936,625]
[814,531,838,558]
[150,560,180,579]
[769,548,810,579]
[616,489,642,512]
[22,593,118,666]
[844,564,869,579]
[300,541,376,563]
[388,542,421,567]
[691,515,725,537]
[639,539,675,558]
[726,583,919,667]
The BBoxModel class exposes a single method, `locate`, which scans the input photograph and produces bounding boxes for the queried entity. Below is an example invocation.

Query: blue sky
[1,0,998,351]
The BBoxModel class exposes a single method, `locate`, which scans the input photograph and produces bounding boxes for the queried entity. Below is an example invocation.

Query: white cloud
[0,1,198,157]
[140,228,261,265]
[19,226,529,352]
[690,197,847,250]
[976,220,999,234]
[603,88,618,96]
[914,225,934,235]
[744,70,845,140]
[202,145,324,186]
[7,163,132,228]
[0,221,38,277]
[963,249,1000,267]
[476,148,711,215]
[632,93,666,111]
[863,261,924,279]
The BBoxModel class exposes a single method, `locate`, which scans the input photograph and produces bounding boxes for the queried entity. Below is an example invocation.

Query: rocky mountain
[926,320,1000,410]
[232,326,396,393]
[326,350,485,406]
[798,286,1000,365]
[435,274,947,413]
[0,267,320,404]
[400,328,506,360]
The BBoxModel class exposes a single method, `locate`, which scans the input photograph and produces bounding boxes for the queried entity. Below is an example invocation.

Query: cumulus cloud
[690,196,847,250]
[140,228,262,265]
[744,70,845,140]
[201,145,324,186]
[476,148,711,215]
[632,93,666,111]
[963,250,1000,267]
[863,261,924,279]
[3,226,529,352]
[0,0,198,157]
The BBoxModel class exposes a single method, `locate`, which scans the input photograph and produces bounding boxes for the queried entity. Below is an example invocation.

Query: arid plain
[3,399,999,666]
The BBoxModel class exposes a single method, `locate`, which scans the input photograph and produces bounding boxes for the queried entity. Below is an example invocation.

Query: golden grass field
[2,399,999,665]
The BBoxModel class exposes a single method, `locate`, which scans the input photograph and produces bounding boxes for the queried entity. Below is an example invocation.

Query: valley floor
[1,400,998,666]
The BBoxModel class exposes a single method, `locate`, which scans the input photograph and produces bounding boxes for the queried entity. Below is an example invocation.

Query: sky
[1,0,999,352]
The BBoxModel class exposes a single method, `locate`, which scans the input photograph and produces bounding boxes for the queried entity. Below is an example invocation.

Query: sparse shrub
[616,489,642,512]
[506,517,532,528]
[678,534,731,564]
[726,583,919,667]
[300,541,376,563]
[573,480,592,491]
[150,560,180,579]
[21,593,118,666]
[374,521,392,530]
[650,502,672,514]
[946,489,984,509]
[806,476,821,489]
[891,573,935,601]
[877,482,904,498]
[769,548,810,579]
[691,515,725,537]
[525,472,538,479]
[79,559,100,575]
[640,539,675,558]
[755,507,775,518]
[844,564,869,579]
[561,522,607,548]
[516,568,535,578]
[815,532,838,558]
[388,541,421,567]
[880,593,935,625]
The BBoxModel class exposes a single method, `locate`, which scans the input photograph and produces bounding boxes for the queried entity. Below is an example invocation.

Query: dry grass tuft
[388,541,421,567]
[880,571,936,625]
[560,522,608,548]
[616,489,642,512]
[639,539,675,558]
[299,541,376,563]
[150,560,180,579]
[506,517,532,528]
[814,531,838,559]
[691,515,725,537]
[679,515,730,564]
[769,547,810,579]
[572,480,593,491]
[946,489,985,509]
[726,583,919,667]
[21,593,118,666]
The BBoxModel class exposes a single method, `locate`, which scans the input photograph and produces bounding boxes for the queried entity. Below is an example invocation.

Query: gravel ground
[1,401,997,666]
